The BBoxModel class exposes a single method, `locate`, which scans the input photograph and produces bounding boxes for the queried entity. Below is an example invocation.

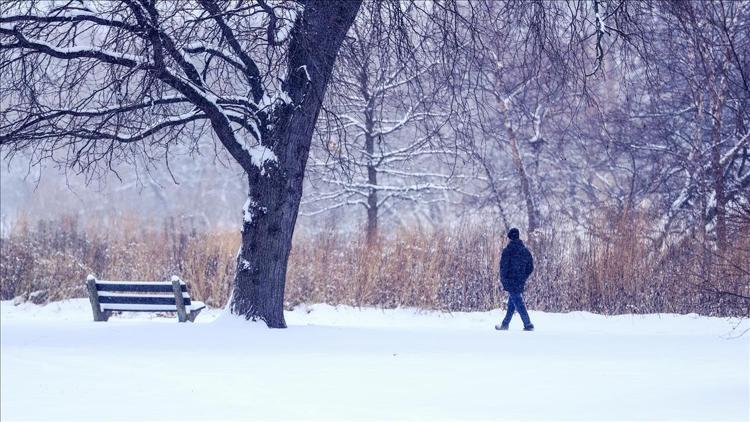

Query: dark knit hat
[508,228,520,240]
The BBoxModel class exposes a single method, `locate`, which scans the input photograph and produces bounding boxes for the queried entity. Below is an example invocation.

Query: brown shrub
[1,211,747,317]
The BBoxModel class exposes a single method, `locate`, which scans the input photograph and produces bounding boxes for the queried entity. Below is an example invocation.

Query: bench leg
[188,309,203,322]
[86,277,108,322]
[171,278,189,323]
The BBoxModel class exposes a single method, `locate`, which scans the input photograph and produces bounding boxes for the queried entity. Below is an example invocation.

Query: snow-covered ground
[1,299,748,421]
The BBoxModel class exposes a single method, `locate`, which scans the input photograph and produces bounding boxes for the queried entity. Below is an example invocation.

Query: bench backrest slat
[100,303,180,311]
[97,292,191,298]
[96,282,187,293]
[97,295,193,306]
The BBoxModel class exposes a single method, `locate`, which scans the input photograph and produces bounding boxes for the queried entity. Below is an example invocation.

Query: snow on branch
[0,28,150,68]
[0,0,318,178]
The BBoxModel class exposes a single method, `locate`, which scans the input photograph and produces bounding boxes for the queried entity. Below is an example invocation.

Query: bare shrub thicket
[1,213,748,317]
[0,215,236,306]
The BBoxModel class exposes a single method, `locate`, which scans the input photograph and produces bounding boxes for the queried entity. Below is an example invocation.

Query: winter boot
[495,323,509,330]
[523,324,535,331]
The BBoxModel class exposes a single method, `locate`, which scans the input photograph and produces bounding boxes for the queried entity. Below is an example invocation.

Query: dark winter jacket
[499,239,534,293]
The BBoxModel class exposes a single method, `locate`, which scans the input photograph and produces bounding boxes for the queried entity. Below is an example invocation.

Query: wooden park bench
[85,275,205,322]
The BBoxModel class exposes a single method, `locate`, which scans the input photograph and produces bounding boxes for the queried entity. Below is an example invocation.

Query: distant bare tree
[650,1,750,251]
[582,1,750,250]
[303,3,457,244]
[459,0,641,239]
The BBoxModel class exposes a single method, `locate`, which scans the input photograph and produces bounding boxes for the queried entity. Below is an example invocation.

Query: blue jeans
[501,292,532,327]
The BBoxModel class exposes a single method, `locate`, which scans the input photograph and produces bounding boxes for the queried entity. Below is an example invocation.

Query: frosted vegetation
[1,214,747,317]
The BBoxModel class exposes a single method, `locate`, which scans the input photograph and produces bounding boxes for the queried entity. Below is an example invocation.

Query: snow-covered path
[2,300,748,421]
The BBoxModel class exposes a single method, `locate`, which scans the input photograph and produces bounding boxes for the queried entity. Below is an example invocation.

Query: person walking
[496,228,535,331]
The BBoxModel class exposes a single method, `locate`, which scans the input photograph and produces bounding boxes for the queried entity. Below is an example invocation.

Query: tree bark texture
[230,0,362,327]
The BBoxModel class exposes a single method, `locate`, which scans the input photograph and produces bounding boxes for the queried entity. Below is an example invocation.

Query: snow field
[1,299,748,421]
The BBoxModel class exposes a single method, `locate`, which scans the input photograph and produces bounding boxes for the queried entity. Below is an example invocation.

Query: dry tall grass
[1,211,748,317]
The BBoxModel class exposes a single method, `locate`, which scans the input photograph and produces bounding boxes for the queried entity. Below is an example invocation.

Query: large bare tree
[0,0,360,327]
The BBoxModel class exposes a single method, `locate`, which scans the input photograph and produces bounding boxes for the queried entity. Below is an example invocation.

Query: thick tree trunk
[230,0,361,328]
[232,173,297,328]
